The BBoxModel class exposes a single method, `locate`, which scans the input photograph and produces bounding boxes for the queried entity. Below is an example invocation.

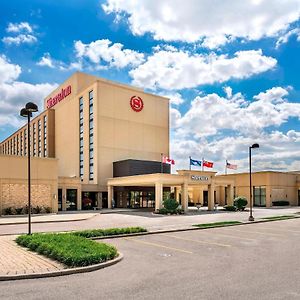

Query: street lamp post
[20,102,38,235]
[249,143,259,222]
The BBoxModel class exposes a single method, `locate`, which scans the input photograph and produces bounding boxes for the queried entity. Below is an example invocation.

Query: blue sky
[1,0,300,173]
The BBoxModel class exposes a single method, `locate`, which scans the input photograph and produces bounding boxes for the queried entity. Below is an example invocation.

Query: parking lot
[1,218,300,300]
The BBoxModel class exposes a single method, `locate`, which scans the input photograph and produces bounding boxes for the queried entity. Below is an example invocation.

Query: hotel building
[0,72,299,214]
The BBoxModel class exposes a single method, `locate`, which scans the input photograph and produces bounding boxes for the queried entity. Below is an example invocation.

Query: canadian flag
[162,156,175,165]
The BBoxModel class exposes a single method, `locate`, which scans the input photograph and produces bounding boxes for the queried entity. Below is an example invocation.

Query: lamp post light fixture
[20,102,38,235]
[249,143,259,222]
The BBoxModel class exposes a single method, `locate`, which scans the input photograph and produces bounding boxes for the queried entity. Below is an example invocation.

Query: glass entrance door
[58,189,62,211]
[66,189,77,211]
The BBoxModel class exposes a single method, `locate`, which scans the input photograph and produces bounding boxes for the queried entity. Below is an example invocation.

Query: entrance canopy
[107,170,234,211]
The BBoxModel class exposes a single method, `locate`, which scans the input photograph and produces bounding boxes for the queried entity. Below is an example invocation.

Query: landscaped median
[15,227,147,268]
[193,221,242,229]
[16,233,118,267]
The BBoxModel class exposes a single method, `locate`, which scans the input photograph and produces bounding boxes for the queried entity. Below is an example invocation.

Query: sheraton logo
[46,85,72,108]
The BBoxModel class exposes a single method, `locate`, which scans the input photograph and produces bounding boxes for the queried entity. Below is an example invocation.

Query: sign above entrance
[130,96,144,112]
[46,85,72,109]
[191,175,209,181]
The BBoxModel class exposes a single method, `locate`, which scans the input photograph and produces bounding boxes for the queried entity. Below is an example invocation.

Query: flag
[203,160,214,168]
[190,158,202,167]
[226,161,237,170]
[162,156,175,165]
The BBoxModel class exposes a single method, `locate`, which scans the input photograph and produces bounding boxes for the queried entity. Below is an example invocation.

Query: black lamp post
[249,143,259,222]
[20,102,38,235]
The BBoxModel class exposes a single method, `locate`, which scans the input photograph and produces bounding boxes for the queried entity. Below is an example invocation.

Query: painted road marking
[162,234,232,248]
[256,226,300,234]
[124,237,193,254]
[205,232,257,241]
[227,229,284,237]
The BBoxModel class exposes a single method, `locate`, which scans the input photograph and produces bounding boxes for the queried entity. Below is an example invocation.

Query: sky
[0,0,300,174]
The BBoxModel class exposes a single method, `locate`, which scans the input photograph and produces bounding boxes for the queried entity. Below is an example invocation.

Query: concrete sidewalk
[0,212,98,225]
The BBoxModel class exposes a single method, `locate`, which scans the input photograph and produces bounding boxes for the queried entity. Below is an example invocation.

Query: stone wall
[1,183,52,210]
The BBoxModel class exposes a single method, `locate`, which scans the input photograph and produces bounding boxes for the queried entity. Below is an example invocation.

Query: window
[38,119,42,157]
[24,129,27,155]
[79,96,84,179]
[254,186,266,207]
[43,116,47,157]
[33,123,36,156]
[89,90,94,180]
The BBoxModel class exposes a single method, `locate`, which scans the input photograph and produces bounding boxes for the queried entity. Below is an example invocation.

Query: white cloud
[276,28,300,48]
[2,34,37,45]
[6,22,33,33]
[174,87,299,137]
[102,0,300,48]
[0,55,21,83]
[74,39,145,68]
[169,86,300,173]
[0,55,57,129]
[130,49,277,90]
[161,92,184,105]
[2,21,37,46]
[37,53,55,68]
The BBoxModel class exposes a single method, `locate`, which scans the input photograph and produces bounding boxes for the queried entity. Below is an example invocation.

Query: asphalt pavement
[1,218,299,300]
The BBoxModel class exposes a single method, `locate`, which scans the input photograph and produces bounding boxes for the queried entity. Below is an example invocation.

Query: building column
[155,182,163,212]
[181,182,188,212]
[108,185,113,209]
[208,184,215,211]
[174,187,180,202]
[97,192,102,209]
[62,187,67,211]
[227,184,234,206]
[77,187,82,211]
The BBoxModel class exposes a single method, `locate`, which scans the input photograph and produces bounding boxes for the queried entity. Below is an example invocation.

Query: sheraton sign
[46,85,72,108]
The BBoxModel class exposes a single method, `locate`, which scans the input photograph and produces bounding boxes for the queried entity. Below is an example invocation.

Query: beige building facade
[0,71,299,214]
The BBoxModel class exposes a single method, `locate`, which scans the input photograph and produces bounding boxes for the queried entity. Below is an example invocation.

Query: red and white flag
[162,156,175,165]
[203,160,213,168]
[226,161,237,170]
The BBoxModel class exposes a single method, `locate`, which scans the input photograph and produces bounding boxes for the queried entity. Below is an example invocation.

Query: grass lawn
[73,226,147,238]
[193,221,242,228]
[261,215,299,221]
[16,233,118,267]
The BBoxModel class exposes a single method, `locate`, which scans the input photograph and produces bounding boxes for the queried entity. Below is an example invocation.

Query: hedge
[16,233,117,267]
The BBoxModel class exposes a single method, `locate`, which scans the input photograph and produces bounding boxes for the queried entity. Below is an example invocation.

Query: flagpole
[189,156,191,171]
[225,160,227,175]
[202,157,204,171]
[161,153,163,173]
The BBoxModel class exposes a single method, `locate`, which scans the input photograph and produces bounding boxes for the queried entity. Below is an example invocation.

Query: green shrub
[16,233,118,267]
[233,197,248,211]
[4,207,13,215]
[73,227,147,238]
[272,200,290,206]
[163,198,179,211]
[224,205,237,211]
[15,207,23,215]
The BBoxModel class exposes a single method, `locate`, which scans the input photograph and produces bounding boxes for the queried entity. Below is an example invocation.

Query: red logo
[130,96,144,112]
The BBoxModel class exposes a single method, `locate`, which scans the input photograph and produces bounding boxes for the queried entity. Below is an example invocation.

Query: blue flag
[190,158,202,167]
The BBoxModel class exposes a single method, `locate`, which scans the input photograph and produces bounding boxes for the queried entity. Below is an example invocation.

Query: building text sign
[46,85,72,108]
[191,175,209,181]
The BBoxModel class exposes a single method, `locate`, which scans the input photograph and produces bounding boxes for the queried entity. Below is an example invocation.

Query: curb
[0,216,97,226]
[91,215,300,240]
[0,252,123,281]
